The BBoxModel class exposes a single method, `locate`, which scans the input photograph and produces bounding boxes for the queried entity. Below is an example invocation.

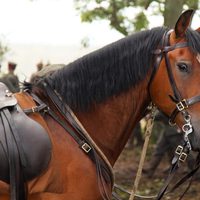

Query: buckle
[175,145,183,155]
[32,106,37,113]
[176,99,188,111]
[5,90,13,97]
[179,152,187,162]
[175,145,187,162]
[81,143,91,153]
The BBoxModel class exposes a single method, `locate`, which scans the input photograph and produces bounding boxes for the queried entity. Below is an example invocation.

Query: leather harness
[150,30,200,199]
[29,81,114,200]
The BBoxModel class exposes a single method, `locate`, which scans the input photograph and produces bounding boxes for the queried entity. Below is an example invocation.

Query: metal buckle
[32,106,37,113]
[176,99,188,111]
[81,143,91,153]
[175,145,183,155]
[175,145,187,162]
[5,90,13,97]
[179,152,187,162]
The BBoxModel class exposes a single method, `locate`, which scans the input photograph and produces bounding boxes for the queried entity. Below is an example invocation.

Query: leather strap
[170,95,200,124]
[1,108,27,200]
[156,141,189,200]
[28,86,113,200]
[149,30,200,199]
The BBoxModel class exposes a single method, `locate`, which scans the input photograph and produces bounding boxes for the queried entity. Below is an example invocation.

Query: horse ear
[174,9,195,38]
[196,27,200,32]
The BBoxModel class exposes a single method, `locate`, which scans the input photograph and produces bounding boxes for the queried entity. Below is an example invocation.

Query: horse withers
[1,9,200,200]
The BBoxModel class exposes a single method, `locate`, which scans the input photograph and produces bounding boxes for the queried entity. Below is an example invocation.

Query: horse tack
[37,82,114,200]
[14,92,52,181]
[0,83,52,200]
[149,26,200,200]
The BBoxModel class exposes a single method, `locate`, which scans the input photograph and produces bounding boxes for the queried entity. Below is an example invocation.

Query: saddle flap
[0,83,17,109]
[0,92,52,183]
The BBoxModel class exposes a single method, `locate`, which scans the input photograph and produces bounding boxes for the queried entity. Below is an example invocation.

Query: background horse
[1,9,200,200]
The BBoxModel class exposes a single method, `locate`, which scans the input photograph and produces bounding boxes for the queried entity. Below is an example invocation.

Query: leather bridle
[150,30,200,199]
[150,30,200,152]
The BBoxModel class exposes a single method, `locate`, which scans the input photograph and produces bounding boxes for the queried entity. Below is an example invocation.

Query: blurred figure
[126,122,144,149]
[0,64,4,78]
[30,61,43,83]
[0,62,20,93]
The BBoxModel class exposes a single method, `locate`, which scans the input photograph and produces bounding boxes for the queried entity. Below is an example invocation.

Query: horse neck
[75,79,150,166]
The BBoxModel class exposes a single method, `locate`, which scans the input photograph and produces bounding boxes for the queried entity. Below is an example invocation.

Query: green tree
[0,40,9,63]
[74,0,199,36]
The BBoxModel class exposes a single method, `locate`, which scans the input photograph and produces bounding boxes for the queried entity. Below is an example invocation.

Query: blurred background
[0,0,199,81]
[0,0,200,199]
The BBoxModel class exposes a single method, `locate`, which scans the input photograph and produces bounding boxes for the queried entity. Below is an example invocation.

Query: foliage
[0,40,9,63]
[74,0,199,36]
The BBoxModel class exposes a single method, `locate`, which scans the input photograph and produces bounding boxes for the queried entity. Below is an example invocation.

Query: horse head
[150,10,200,151]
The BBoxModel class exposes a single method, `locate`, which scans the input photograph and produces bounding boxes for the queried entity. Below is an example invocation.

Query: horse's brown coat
[0,10,200,200]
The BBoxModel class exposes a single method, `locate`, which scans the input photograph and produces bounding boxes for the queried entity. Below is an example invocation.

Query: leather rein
[26,82,114,200]
[149,30,200,199]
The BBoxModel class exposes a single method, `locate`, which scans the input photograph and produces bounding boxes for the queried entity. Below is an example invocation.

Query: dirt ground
[113,146,200,200]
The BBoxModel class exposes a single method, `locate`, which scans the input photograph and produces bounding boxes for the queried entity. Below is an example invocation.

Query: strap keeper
[81,142,92,153]
[176,99,188,111]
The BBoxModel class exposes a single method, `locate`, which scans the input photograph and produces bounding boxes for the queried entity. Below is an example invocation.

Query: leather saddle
[0,83,51,190]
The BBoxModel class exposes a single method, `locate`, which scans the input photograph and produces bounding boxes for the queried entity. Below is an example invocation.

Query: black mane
[41,27,200,112]
[186,28,200,53]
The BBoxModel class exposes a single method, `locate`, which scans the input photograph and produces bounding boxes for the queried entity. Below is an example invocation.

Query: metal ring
[184,114,191,122]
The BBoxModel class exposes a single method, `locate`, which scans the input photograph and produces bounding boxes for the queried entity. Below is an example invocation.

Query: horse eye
[177,63,189,73]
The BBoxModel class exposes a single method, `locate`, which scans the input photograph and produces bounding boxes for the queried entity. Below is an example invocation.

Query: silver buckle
[32,106,37,113]
[81,143,91,153]
[179,152,187,162]
[175,145,183,155]
[176,99,188,111]
[175,145,187,162]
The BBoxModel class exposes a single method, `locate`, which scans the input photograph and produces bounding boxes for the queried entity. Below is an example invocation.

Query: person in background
[29,61,43,83]
[0,64,5,78]
[126,123,144,149]
[0,62,20,93]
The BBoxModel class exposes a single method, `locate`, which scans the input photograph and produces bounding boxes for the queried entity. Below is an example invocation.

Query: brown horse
[1,9,200,200]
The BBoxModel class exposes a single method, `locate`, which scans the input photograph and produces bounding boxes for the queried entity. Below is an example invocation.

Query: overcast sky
[0,0,199,80]
[0,0,199,46]
[0,0,123,45]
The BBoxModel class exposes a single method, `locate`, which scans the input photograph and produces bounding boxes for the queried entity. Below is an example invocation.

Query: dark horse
[1,9,200,200]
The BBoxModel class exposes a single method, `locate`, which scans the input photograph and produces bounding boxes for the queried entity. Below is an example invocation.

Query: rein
[31,83,114,200]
